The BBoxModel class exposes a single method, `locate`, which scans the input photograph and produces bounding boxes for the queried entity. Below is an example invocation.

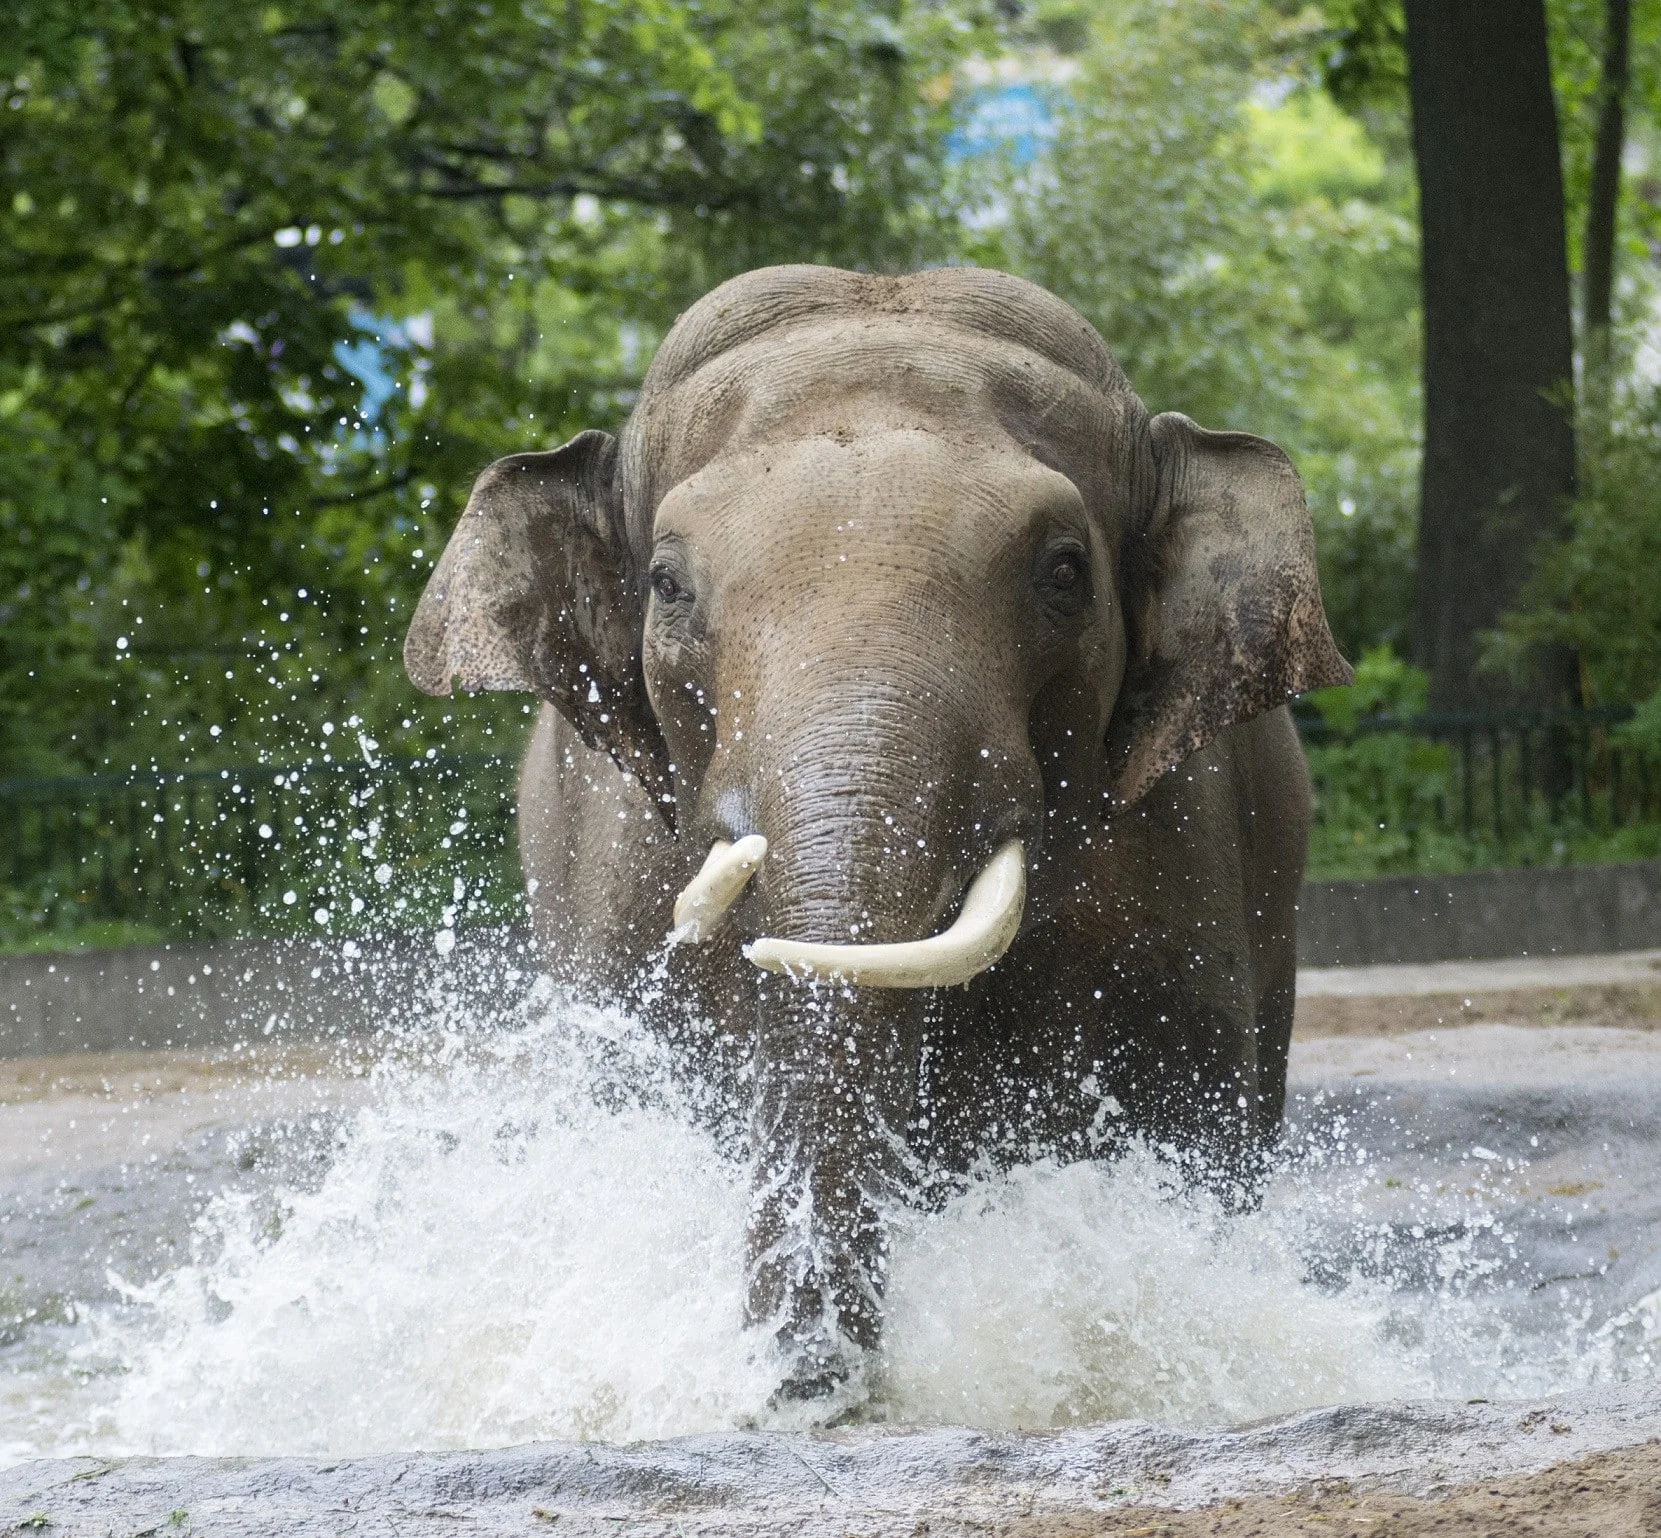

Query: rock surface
[4,1383,1658,1536]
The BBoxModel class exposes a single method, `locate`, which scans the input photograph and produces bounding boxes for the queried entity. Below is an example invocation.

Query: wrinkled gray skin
[406,266,1351,1400]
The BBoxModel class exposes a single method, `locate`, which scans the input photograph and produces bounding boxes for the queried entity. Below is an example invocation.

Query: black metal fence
[1298,705,1661,862]
[1,752,520,943]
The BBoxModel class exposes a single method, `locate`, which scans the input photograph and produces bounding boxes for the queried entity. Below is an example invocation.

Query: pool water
[2,975,1658,1465]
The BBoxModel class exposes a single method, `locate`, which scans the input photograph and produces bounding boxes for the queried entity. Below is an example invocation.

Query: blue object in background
[334,336,397,420]
[948,81,1054,166]
[334,308,428,423]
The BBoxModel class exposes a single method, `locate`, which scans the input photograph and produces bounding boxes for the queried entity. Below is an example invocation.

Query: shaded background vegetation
[1,0,974,786]
[5,0,1661,942]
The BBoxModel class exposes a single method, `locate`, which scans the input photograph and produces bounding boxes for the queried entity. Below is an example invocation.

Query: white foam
[4,986,1655,1461]
[87,997,780,1455]
[880,1155,1421,1428]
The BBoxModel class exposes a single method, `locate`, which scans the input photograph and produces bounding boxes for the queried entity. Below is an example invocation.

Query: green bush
[1302,647,1661,880]
[1487,339,1661,724]
[1303,646,1457,876]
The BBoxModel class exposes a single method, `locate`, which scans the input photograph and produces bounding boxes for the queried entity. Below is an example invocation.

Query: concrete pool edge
[5,1382,1659,1535]
[6,929,1660,1060]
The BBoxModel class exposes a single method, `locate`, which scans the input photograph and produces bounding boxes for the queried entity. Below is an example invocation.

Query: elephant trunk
[674,659,1038,1395]
[731,710,997,1395]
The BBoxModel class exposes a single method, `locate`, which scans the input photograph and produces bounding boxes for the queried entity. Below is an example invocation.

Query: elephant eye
[1034,541,1090,616]
[651,567,684,603]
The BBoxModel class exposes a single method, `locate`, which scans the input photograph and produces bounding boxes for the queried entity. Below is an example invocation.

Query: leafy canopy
[986,0,1422,663]
[0,0,979,777]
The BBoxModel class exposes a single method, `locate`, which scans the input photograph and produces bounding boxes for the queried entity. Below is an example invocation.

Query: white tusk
[744,840,1025,989]
[671,835,768,942]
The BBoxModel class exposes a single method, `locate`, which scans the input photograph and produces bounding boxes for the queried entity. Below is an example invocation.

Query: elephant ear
[405,429,673,815]
[1105,412,1352,809]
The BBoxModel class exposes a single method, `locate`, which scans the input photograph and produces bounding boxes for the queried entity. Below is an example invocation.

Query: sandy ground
[0,1041,374,1176]
[1009,1440,1661,1536]
[1297,948,1661,997]
[1294,950,1661,1038]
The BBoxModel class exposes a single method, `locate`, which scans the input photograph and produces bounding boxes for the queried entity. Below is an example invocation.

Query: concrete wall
[6,858,1660,1056]
[0,929,535,1059]
[1297,858,1661,967]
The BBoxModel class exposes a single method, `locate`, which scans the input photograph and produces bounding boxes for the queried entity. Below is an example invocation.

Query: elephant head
[405,265,1349,1395]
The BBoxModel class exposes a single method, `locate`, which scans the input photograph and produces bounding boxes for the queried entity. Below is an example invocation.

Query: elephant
[405,264,1351,1401]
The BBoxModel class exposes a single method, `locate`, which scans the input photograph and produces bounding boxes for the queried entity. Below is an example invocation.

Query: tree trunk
[1583,0,1632,412]
[1403,0,1579,711]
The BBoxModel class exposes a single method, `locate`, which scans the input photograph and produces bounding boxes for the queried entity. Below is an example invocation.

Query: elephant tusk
[671,835,769,942]
[744,840,1026,989]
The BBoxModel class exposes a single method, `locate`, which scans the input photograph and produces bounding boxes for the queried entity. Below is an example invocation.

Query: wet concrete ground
[0,1044,377,1338]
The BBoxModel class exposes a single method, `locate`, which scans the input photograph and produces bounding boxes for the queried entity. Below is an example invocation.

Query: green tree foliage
[0,0,978,779]
[1488,382,1661,735]
[1316,0,1407,110]
[988,0,1423,663]
[1486,3,1661,730]
[1548,0,1661,276]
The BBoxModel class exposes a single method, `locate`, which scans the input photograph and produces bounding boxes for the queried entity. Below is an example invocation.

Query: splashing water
[881,1156,1418,1429]
[3,983,1658,1463]
[78,994,777,1455]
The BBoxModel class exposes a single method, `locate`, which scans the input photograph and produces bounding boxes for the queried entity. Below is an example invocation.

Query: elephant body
[518,699,1310,1166]
[407,265,1349,1398]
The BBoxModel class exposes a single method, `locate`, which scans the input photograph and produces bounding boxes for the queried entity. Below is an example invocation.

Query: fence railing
[1,752,520,942]
[1297,706,1660,868]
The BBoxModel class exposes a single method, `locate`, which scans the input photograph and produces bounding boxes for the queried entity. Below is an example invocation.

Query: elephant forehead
[655,428,1079,563]
[642,264,1124,392]
[631,315,1124,518]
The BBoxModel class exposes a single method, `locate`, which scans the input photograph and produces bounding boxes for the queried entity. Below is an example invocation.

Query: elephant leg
[745,982,923,1399]
[1252,963,1297,1149]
